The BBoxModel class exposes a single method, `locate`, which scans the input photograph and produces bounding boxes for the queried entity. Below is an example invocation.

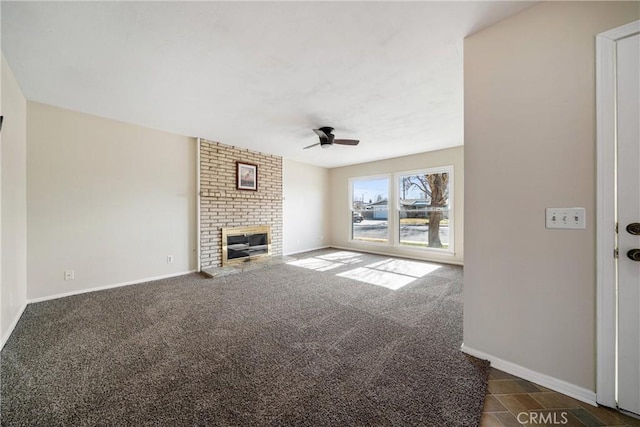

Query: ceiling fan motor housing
[318,126,334,135]
[318,127,335,147]
[305,126,358,150]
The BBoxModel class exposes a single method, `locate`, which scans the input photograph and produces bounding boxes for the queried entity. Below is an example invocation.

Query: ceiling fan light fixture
[305,126,359,150]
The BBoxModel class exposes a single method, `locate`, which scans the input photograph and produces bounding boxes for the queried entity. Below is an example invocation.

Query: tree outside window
[398,168,451,249]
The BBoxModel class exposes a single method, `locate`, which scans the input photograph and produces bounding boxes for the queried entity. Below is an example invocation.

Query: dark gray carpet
[1,249,488,426]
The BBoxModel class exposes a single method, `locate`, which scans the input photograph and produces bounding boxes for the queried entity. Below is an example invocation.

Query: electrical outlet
[167,255,174,264]
[64,270,75,280]
[545,207,586,229]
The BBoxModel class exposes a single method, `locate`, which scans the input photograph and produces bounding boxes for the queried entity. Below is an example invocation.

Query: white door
[617,31,640,416]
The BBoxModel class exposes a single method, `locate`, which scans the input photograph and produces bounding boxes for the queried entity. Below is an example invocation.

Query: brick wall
[199,139,283,269]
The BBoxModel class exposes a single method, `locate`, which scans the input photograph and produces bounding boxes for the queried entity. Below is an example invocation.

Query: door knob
[627,249,640,261]
[626,223,640,235]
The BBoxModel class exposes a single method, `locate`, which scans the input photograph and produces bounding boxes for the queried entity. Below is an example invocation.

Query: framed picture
[236,161,258,191]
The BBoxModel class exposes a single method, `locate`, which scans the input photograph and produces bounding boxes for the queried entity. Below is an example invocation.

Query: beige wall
[329,146,463,264]
[283,159,330,255]
[464,1,639,392]
[1,55,28,346]
[27,102,197,300]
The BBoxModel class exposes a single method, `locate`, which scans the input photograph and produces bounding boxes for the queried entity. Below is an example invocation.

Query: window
[350,176,389,243]
[397,167,452,251]
[348,167,453,254]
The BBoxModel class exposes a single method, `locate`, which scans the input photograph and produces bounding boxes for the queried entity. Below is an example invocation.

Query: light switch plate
[546,207,586,229]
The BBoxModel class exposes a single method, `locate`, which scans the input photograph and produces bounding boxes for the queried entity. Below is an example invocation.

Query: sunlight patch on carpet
[365,259,441,278]
[315,251,363,264]
[337,258,441,290]
[337,267,416,290]
[288,253,441,290]
[286,258,344,271]
[287,251,364,272]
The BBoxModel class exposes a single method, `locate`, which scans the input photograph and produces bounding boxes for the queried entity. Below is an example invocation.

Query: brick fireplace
[199,139,282,269]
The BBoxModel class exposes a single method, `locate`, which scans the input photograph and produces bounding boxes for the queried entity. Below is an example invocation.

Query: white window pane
[351,177,389,243]
[397,170,451,250]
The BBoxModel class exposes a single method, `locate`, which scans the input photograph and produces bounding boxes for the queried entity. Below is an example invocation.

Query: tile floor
[482,368,640,427]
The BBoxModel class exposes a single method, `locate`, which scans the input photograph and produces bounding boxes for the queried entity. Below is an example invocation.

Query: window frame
[348,174,392,246]
[394,165,454,254]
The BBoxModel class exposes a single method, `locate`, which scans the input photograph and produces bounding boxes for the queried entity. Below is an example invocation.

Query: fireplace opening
[222,225,271,265]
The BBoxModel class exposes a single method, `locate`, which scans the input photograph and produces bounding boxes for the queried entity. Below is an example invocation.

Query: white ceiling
[1,1,534,168]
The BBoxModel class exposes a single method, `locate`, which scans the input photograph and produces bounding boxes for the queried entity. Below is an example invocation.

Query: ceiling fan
[304,127,360,150]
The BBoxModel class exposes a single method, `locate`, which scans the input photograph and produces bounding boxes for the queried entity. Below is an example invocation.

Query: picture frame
[236,161,258,191]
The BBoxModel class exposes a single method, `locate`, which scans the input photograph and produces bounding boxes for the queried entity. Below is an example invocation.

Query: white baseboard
[1,302,28,351]
[27,270,198,304]
[461,344,597,406]
[283,246,330,256]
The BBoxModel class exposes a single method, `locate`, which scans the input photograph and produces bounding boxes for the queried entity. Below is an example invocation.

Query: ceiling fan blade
[303,142,321,149]
[333,139,359,146]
